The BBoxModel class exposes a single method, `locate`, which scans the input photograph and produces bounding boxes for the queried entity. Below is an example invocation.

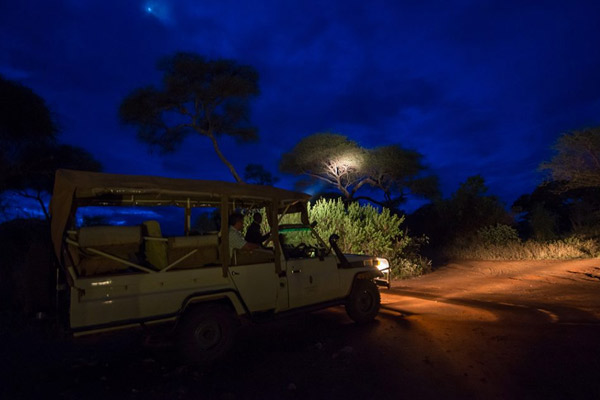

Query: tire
[345,279,381,324]
[177,304,239,364]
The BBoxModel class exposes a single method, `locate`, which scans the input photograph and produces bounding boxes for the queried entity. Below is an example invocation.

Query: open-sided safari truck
[51,169,390,363]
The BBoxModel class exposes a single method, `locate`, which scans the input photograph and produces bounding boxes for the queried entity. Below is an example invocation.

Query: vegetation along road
[4,259,600,399]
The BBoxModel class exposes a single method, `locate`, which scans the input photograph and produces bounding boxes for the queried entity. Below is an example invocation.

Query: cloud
[2,0,600,210]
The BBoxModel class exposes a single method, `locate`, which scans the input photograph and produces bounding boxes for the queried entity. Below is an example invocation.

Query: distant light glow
[142,1,172,25]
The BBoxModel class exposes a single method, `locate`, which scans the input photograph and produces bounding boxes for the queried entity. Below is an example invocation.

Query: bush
[240,199,430,278]
[308,199,428,278]
[477,224,520,246]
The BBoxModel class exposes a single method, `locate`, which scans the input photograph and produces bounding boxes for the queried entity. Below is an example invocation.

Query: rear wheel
[345,279,381,324]
[177,304,239,364]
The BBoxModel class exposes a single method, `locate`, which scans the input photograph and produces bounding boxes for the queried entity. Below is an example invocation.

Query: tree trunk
[206,132,244,183]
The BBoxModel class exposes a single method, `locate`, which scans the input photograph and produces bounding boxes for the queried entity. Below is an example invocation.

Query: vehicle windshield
[275,224,329,259]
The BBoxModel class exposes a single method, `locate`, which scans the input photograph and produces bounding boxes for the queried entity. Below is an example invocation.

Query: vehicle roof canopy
[50,169,310,259]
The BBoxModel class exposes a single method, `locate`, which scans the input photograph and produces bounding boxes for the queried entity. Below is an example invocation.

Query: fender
[354,269,384,281]
[339,270,384,298]
[181,290,247,316]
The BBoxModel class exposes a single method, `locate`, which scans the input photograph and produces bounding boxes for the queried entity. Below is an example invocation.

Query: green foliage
[254,199,427,277]
[119,52,260,182]
[308,199,402,255]
[307,199,427,277]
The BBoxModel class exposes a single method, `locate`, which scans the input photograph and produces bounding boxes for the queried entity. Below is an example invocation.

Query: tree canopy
[280,133,368,199]
[1,76,57,190]
[407,175,512,256]
[244,164,279,186]
[541,127,600,190]
[280,132,438,208]
[0,75,101,219]
[119,52,260,182]
[363,145,440,208]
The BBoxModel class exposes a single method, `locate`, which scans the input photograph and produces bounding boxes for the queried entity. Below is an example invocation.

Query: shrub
[241,199,429,278]
[308,199,427,278]
[477,224,520,246]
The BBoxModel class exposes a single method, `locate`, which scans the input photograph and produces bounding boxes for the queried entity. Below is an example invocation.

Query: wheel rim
[357,290,374,312]
[193,320,222,350]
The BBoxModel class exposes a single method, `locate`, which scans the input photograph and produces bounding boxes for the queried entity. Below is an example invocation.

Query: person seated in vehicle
[228,212,259,257]
[245,212,270,246]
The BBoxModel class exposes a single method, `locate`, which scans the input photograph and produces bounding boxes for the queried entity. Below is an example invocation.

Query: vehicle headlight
[375,257,390,271]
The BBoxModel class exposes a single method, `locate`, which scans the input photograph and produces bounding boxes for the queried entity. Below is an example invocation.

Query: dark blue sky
[2,0,600,211]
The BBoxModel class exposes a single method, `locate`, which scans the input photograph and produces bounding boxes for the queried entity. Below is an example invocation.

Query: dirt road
[4,259,600,399]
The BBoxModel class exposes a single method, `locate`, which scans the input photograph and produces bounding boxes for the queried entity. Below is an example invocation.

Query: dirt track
[3,259,600,399]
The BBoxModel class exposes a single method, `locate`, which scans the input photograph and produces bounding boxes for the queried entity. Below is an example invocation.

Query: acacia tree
[279,133,370,200]
[362,145,439,208]
[244,164,279,186]
[119,52,260,182]
[280,133,438,207]
[541,127,600,190]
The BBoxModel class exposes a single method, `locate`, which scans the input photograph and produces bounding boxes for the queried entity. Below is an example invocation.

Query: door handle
[292,269,302,274]
[231,270,240,276]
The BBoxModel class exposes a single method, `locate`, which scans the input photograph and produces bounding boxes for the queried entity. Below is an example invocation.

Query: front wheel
[345,279,381,324]
[177,304,239,364]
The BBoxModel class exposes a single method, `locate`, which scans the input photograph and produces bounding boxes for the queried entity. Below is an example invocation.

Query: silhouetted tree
[119,52,260,182]
[1,75,57,191]
[244,164,279,186]
[407,175,512,258]
[8,143,101,219]
[512,181,600,238]
[541,127,600,190]
[360,145,439,209]
[0,75,102,219]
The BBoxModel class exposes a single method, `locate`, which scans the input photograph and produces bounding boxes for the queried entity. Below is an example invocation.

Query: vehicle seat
[75,225,142,276]
[167,234,220,269]
[142,220,168,269]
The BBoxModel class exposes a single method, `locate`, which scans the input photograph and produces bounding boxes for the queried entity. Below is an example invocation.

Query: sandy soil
[3,259,600,399]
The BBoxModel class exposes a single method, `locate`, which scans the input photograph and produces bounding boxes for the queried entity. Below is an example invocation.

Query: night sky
[2,0,600,212]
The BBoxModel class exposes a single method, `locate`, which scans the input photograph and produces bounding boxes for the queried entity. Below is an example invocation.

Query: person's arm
[241,242,259,251]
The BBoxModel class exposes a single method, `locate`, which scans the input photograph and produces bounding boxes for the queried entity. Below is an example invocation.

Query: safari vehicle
[50,169,390,363]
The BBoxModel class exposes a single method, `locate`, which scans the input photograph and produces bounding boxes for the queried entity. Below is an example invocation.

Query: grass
[444,236,600,261]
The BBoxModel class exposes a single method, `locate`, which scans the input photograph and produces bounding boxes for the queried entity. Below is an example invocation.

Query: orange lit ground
[4,259,600,399]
